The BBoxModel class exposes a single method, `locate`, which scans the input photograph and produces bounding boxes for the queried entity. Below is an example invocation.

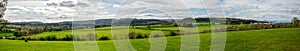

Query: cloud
[3,0,300,23]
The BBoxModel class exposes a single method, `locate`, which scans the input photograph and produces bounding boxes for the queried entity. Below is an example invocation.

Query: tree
[237,23,245,30]
[171,22,178,27]
[292,17,299,27]
[170,31,177,36]
[46,35,57,41]
[99,36,110,40]
[13,31,20,37]
[63,35,73,41]
[147,23,151,29]
[135,34,144,39]
[144,34,149,38]
[248,22,255,30]
[0,0,8,30]
[128,31,136,39]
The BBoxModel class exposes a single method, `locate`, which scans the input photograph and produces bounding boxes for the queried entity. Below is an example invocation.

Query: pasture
[28,25,211,39]
[0,28,299,51]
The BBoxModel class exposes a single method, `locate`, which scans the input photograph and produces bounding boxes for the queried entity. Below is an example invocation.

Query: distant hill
[11,18,268,25]
[11,18,168,26]
[195,18,269,24]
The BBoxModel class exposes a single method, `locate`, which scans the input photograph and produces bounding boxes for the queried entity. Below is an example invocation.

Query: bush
[135,34,144,39]
[237,23,245,30]
[62,35,73,41]
[128,31,136,39]
[7,36,17,40]
[202,29,211,33]
[247,22,255,30]
[46,35,57,41]
[27,37,33,40]
[227,26,238,31]
[13,32,20,37]
[144,34,149,38]
[171,22,178,27]
[99,36,110,40]
[152,34,162,38]
[170,31,177,36]
[18,37,26,40]
[39,37,46,41]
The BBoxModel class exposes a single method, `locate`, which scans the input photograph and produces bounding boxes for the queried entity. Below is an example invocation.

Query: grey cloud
[9,0,48,1]
[59,1,75,7]
[5,0,300,23]
[46,1,75,7]
[77,3,90,7]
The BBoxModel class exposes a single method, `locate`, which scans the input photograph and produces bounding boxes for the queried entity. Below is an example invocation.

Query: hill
[11,18,266,26]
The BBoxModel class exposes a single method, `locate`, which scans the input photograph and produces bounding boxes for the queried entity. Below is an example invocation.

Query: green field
[28,26,211,39]
[0,28,299,51]
[0,33,13,37]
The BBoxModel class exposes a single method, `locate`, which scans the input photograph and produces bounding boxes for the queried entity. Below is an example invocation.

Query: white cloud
[3,0,300,23]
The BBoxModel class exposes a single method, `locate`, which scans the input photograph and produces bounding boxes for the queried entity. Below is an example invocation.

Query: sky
[3,0,300,23]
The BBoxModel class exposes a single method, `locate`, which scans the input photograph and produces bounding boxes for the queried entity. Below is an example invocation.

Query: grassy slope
[0,28,299,51]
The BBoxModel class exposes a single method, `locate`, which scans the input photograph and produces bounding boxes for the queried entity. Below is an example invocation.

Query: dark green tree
[135,34,144,39]
[99,36,110,40]
[13,31,20,37]
[170,31,177,36]
[292,17,299,27]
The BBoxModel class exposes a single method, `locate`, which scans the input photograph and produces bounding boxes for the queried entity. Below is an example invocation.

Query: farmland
[28,25,211,39]
[0,28,299,51]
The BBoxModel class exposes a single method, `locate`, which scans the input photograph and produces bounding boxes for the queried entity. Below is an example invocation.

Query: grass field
[28,25,211,39]
[0,28,299,51]
[0,33,13,37]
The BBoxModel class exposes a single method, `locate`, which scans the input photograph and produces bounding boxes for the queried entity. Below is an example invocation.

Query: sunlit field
[28,25,211,39]
[0,28,299,51]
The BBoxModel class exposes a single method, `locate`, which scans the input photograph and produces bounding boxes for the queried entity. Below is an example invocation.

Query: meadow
[28,25,211,39]
[0,33,13,37]
[0,28,299,51]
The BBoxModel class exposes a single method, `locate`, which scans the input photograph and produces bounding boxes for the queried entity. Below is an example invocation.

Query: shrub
[247,22,255,30]
[272,24,279,28]
[227,26,238,31]
[128,31,136,39]
[237,23,245,30]
[39,37,46,41]
[152,34,162,38]
[13,32,20,37]
[171,22,178,27]
[99,36,110,40]
[46,35,57,41]
[144,34,149,38]
[170,31,177,36]
[18,37,26,40]
[62,35,73,41]
[27,37,32,40]
[202,29,211,33]
[10,37,17,40]
[135,34,144,39]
